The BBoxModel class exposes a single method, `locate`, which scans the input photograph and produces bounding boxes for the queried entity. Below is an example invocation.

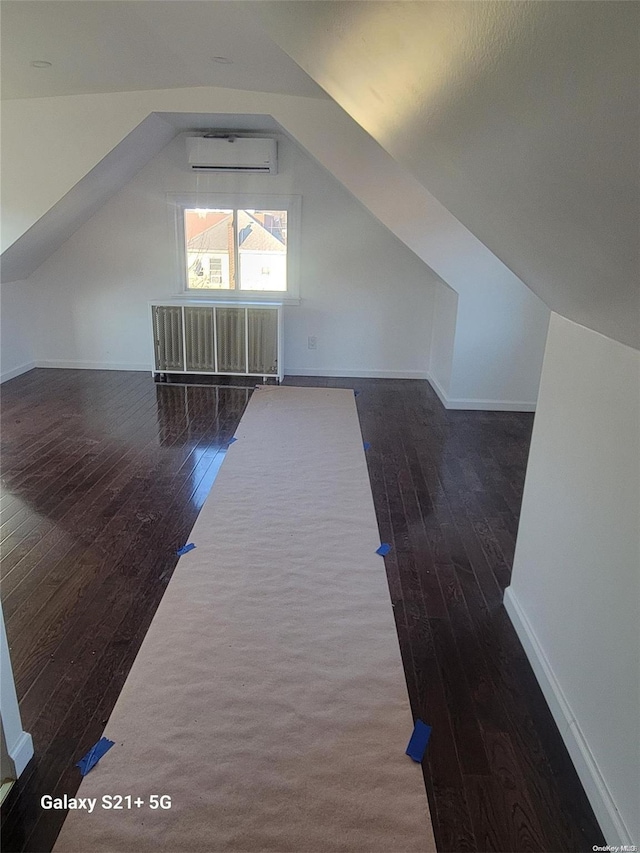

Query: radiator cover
[150,301,283,381]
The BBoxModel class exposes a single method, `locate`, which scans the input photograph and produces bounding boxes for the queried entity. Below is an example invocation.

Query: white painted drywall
[270,93,551,408]
[505,313,640,846]
[0,280,37,382]
[27,133,437,378]
[251,1,640,350]
[1,85,550,407]
[428,281,457,398]
[0,602,33,779]
[0,113,177,284]
[447,274,548,409]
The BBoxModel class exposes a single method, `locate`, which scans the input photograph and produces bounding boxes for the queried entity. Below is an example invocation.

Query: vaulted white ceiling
[0,1,326,100]
[1,0,638,348]
[249,0,640,349]
[0,112,282,283]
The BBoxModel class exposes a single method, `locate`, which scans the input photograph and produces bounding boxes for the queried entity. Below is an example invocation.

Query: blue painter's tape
[176,543,196,556]
[363,441,371,451]
[229,436,238,444]
[376,543,392,556]
[76,737,115,776]
[406,720,432,762]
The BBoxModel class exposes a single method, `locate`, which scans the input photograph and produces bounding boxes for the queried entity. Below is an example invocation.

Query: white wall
[0,113,177,284]
[1,86,550,407]
[428,281,457,399]
[27,133,437,378]
[0,280,37,382]
[0,602,33,780]
[274,94,550,409]
[505,313,640,846]
[253,2,640,351]
[447,274,548,410]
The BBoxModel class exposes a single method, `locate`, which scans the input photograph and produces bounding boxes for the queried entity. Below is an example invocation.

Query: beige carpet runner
[55,386,436,852]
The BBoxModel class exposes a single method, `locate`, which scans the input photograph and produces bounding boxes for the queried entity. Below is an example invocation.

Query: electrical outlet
[308,336,317,350]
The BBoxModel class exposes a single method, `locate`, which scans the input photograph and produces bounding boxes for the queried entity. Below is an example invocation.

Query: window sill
[170,292,300,306]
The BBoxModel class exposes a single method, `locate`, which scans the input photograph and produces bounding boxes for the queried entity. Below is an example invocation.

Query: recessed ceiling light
[211,56,233,65]
[30,60,52,68]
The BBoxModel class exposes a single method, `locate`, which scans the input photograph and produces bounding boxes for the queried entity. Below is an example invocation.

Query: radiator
[151,302,283,381]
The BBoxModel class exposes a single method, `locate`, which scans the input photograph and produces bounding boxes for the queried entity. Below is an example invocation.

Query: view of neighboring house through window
[185,208,287,291]
[209,257,223,285]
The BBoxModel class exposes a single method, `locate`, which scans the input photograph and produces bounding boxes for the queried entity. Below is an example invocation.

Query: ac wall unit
[186,136,278,174]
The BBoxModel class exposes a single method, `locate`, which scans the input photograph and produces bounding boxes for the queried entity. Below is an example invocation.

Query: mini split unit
[186,136,278,174]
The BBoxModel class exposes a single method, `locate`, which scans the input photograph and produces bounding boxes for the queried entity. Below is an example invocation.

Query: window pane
[185,209,234,290]
[237,210,287,292]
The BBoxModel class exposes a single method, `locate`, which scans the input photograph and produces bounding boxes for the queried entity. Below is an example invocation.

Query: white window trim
[167,192,301,304]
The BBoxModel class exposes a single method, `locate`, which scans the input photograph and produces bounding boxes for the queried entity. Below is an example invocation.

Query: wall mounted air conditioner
[186,136,278,174]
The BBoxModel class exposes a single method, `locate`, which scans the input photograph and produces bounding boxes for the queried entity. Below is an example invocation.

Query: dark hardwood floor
[0,369,604,852]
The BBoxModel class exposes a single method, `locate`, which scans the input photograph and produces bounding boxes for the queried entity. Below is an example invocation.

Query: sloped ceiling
[2,1,637,348]
[1,114,174,282]
[0,113,280,283]
[0,0,323,280]
[248,1,640,349]
[0,0,326,100]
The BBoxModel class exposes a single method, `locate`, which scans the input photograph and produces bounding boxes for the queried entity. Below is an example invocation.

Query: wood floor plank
[0,370,605,853]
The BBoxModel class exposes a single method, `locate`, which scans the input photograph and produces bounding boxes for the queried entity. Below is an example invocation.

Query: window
[170,193,300,301]
[184,207,288,292]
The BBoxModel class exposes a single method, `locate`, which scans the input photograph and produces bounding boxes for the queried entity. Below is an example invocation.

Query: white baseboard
[8,730,34,778]
[503,586,632,847]
[284,367,430,380]
[426,373,536,412]
[36,360,151,372]
[37,363,426,380]
[0,780,15,807]
[445,397,536,412]
[425,372,450,407]
[3,363,535,412]
[0,360,36,383]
